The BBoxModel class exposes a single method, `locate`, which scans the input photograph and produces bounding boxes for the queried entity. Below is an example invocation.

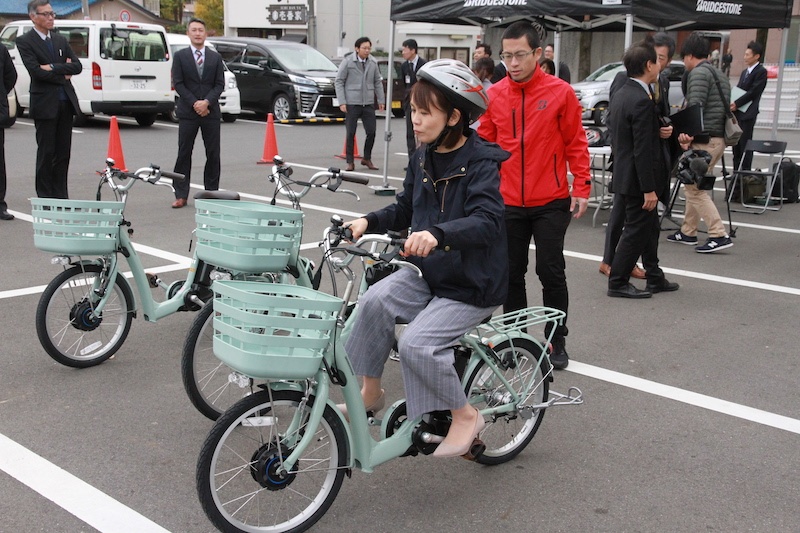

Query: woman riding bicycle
[344,59,510,457]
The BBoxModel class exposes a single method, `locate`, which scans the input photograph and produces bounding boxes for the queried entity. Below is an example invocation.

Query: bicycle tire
[197,389,348,533]
[182,303,266,420]
[464,338,549,465]
[36,264,134,368]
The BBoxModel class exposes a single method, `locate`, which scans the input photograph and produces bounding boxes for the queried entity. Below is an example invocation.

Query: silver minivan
[1,19,174,126]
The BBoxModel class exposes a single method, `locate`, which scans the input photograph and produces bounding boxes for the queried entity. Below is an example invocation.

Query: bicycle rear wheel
[464,338,549,465]
[36,264,134,368]
[197,390,348,533]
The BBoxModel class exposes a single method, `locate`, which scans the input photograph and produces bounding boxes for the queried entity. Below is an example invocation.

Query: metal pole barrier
[375,20,398,196]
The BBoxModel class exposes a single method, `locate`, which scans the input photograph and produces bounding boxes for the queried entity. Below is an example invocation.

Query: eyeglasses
[499,50,535,62]
[35,11,57,18]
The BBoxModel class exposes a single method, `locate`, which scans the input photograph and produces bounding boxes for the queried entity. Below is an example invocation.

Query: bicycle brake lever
[335,188,360,201]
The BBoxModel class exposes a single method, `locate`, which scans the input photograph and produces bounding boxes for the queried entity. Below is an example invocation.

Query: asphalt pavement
[0,114,799,533]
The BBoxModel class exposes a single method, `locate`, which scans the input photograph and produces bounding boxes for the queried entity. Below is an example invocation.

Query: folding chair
[726,139,787,214]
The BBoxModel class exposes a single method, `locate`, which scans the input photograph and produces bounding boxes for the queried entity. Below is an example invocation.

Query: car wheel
[271,93,292,121]
[222,114,237,123]
[166,107,179,123]
[134,113,157,127]
[593,102,609,126]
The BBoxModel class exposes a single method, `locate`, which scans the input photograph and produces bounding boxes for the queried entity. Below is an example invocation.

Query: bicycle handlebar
[339,172,369,186]
[267,157,369,205]
[159,170,185,181]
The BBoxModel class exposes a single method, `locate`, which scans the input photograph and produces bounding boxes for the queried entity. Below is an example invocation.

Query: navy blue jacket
[365,131,510,308]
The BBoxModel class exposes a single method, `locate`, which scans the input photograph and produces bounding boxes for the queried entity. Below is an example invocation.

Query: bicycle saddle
[193,190,241,201]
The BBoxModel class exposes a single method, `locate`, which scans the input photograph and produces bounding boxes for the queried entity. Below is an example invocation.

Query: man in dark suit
[171,17,225,208]
[473,44,505,84]
[607,40,678,299]
[400,39,426,164]
[601,33,678,280]
[1,42,17,220]
[16,0,82,199]
[731,41,768,171]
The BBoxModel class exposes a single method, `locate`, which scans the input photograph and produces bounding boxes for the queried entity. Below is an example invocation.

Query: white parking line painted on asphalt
[0,433,171,533]
[567,361,800,435]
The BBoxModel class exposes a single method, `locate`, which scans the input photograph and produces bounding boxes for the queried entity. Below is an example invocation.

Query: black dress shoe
[0,210,14,220]
[608,283,652,299]
[345,162,355,171]
[646,278,680,293]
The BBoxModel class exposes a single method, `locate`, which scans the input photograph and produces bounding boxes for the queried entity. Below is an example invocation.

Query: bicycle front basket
[212,281,343,380]
[195,200,303,273]
[31,198,124,255]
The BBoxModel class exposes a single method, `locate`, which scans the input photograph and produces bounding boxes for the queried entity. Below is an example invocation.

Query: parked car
[208,37,342,121]
[572,60,686,126]
[165,33,241,123]
[378,58,404,117]
[1,19,174,126]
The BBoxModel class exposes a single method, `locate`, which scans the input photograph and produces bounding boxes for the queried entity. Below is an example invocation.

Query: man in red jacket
[478,21,591,370]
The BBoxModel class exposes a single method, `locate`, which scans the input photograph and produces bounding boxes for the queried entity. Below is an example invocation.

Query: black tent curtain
[389,0,792,30]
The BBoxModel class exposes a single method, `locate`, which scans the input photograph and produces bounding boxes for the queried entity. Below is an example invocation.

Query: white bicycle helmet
[416,59,489,124]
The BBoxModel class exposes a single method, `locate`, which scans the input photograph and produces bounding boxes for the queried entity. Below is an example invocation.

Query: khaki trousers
[681,137,727,238]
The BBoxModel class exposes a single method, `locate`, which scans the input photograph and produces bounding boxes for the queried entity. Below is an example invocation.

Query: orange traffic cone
[257,113,279,164]
[334,134,361,160]
[107,116,127,171]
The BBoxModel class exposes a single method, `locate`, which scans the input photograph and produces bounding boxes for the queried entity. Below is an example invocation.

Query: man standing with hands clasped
[171,17,225,209]
[335,37,385,172]
[606,40,679,299]
[16,0,82,199]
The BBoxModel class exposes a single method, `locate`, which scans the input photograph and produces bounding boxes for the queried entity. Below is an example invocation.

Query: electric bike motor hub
[70,298,102,331]
[250,442,297,491]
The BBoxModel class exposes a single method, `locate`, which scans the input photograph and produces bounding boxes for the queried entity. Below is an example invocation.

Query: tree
[196,0,224,35]
[160,0,182,23]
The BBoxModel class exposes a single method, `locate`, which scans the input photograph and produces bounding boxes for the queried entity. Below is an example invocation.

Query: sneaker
[548,337,569,370]
[667,231,698,245]
[696,236,733,253]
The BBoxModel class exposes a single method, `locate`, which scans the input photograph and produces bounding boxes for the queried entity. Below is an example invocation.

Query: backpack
[773,158,800,203]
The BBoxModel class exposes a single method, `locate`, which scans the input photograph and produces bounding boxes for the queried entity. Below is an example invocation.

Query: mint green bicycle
[195,233,584,533]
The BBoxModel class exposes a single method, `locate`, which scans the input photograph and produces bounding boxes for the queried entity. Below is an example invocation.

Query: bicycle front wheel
[36,264,134,368]
[464,338,549,465]
[197,390,348,533]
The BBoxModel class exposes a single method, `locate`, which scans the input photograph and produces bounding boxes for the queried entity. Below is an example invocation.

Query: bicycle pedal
[145,273,159,288]
[461,439,485,461]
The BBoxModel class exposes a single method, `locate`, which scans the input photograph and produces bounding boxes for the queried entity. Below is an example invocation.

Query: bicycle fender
[267,381,305,393]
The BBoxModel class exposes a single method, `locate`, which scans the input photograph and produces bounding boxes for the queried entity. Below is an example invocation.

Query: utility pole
[81,0,89,18]
[307,0,316,48]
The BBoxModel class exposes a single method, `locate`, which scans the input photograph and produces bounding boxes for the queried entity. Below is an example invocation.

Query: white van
[165,33,240,123]
[0,19,174,126]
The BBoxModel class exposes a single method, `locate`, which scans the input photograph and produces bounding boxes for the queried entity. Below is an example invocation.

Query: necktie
[45,36,56,61]
[195,49,203,66]
[653,78,661,103]
[359,60,365,71]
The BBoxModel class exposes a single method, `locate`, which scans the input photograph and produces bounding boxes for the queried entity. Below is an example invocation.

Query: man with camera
[669,32,733,254]
[606,40,679,298]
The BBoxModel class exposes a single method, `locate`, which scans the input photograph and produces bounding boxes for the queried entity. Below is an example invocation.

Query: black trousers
[0,127,7,211]
[732,116,756,171]
[34,100,74,199]
[602,195,625,265]
[608,194,664,289]
[344,105,376,163]
[403,100,415,157]
[504,199,572,339]
[173,116,221,200]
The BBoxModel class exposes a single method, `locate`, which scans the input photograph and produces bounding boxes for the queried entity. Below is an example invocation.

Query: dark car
[378,58,404,117]
[208,37,343,121]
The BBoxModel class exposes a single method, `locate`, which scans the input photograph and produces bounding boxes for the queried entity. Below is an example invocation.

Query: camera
[675,149,713,188]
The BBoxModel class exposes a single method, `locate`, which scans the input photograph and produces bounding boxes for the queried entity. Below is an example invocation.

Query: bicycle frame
[268,301,570,476]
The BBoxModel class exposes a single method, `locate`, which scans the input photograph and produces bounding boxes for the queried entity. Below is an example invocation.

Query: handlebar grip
[160,170,185,181]
[340,173,370,186]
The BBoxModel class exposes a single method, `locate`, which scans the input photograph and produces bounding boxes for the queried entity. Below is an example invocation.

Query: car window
[0,26,18,50]
[379,61,401,80]
[212,43,244,63]
[99,28,167,61]
[585,63,624,82]
[243,46,268,66]
[53,27,90,59]
[268,46,337,72]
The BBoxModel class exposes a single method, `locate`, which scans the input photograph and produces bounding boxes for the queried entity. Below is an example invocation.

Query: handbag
[704,64,742,146]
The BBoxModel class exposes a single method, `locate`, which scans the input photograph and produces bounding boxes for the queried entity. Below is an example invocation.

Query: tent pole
[770,27,790,141]
[375,20,398,196]
[624,14,633,48]
[554,27,562,78]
